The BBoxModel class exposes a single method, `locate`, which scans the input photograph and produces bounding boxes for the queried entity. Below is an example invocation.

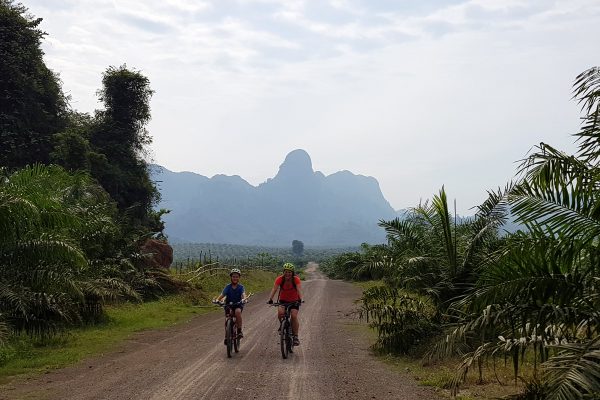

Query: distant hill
[151,149,397,246]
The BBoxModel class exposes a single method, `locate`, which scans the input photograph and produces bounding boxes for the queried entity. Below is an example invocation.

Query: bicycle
[269,301,303,359]
[212,297,249,358]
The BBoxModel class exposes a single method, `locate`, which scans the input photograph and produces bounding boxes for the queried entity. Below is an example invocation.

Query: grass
[351,280,530,399]
[0,269,277,384]
[353,279,384,291]
[379,354,528,399]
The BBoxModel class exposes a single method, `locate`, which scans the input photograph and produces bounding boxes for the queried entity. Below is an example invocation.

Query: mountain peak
[275,149,314,180]
[282,149,312,170]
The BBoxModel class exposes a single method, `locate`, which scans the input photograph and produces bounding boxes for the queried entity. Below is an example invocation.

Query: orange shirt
[275,275,301,302]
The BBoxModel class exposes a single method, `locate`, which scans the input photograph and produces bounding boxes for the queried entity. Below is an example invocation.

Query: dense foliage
[0,165,139,340]
[0,0,67,169]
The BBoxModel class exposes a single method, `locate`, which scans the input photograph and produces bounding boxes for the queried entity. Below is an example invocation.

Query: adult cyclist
[267,263,303,346]
[215,268,247,339]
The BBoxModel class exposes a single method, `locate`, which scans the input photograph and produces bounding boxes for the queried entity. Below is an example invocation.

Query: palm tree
[435,67,600,399]
[0,165,138,339]
[505,66,600,400]
[359,186,505,353]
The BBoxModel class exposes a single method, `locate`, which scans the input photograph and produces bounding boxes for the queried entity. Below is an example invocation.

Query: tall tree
[0,0,67,169]
[90,65,158,228]
[292,240,304,257]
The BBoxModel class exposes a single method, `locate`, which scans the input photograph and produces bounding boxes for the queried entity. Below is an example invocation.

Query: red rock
[141,239,173,269]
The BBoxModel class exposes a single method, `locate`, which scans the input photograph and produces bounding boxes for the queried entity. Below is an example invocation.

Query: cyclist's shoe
[293,335,300,346]
[238,330,243,338]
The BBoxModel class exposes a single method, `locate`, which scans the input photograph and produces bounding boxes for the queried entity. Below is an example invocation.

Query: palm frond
[431,187,458,274]
[545,337,600,400]
[572,67,600,163]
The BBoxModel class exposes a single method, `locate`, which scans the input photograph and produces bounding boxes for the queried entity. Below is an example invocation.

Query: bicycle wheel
[225,319,233,358]
[233,323,240,353]
[286,327,293,354]
[280,320,288,359]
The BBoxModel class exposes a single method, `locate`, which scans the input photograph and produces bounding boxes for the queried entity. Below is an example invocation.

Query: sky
[26,0,600,214]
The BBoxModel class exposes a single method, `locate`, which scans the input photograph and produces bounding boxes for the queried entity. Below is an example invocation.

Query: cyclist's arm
[216,288,227,302]
[268,283,278,302]
[296,280,303,301]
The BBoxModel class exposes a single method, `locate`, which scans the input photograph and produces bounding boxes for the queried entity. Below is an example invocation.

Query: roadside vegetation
[1,0,178,348]
[322,67,600,399]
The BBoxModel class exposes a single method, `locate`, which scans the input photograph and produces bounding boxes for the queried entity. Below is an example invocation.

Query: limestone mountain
[152,149,396,246]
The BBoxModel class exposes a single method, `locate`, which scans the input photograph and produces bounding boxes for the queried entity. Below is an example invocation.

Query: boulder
[141,239,173,269]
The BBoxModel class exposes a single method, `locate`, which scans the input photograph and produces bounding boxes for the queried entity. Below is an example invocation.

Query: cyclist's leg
[235,307,243,333]
[290,308,299,336]
[291,308,300,345]
[224,307,230,345]
[277,305,285,321]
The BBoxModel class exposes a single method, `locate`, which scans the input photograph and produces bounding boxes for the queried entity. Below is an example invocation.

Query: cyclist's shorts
[225,305,243,316]
[279,301,300,311]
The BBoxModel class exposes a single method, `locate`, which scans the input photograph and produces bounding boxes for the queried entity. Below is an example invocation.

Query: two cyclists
[215,263,303,348]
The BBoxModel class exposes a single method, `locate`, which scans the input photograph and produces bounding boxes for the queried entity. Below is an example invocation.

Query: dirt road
[1,264,439,399]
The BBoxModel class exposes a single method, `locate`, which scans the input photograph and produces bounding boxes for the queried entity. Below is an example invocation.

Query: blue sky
[28,0,600,214]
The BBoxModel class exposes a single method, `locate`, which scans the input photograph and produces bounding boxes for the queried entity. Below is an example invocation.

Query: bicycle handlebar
[212,293,253,307]
[213,300,245,307]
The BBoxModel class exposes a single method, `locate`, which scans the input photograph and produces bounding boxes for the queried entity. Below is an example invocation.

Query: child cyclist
[267,263,303,345]
[214,268,248,339]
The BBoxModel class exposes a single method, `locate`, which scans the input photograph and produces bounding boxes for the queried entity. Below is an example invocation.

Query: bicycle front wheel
[226,319,233,358]
[280,320,289,359]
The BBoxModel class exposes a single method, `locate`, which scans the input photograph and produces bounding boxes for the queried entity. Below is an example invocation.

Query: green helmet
[282,263,295,272]
[230,268,241,276]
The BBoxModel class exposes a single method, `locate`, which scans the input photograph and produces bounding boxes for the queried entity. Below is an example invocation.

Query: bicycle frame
[270,301,301,359]
[214,300,245,358]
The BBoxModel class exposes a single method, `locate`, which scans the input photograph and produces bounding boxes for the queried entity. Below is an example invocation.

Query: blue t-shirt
[222,283,245,304]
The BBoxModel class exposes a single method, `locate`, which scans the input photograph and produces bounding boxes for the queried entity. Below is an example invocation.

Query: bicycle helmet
[230,268,241,276]
[282,263,295,272]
